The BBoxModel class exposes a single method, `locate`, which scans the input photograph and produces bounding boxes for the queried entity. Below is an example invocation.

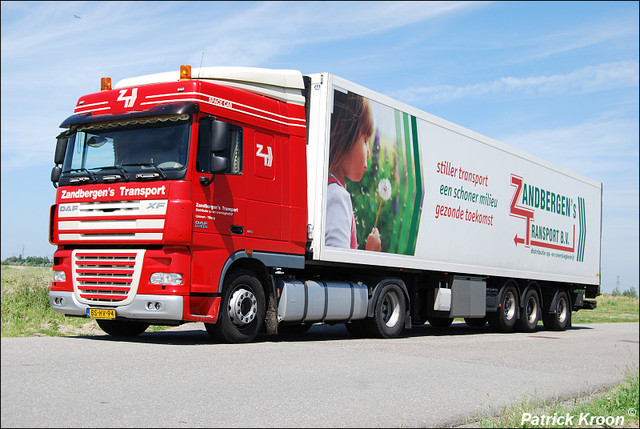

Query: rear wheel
[206,270,265,343]
[488,283,518,333]
[542,290,571,331]
[96,319,149,337]
[516,289,540,332]
[365,283,406,338]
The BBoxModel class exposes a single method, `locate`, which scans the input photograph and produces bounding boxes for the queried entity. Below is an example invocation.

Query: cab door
[192,117,246,248]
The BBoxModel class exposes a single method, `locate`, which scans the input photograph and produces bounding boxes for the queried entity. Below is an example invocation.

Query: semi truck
[48,65,602,342]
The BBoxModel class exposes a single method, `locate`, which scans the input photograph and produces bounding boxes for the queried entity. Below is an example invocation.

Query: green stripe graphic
[398,112,415,255]
[577,197,586,262]
[406,115,423,254]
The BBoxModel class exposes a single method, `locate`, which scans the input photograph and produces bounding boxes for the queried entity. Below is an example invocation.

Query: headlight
[149,273,183,285]
[53,271,66,282]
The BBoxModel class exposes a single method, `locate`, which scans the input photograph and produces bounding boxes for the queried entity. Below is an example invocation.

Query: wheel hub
[228,288,257,326]
[503,291,516,320]
[557,297,567,324]
[525,297,538,323]
[381,291,400,327]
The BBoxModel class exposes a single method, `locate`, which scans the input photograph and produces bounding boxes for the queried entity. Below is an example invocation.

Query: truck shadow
[70,321,592,346]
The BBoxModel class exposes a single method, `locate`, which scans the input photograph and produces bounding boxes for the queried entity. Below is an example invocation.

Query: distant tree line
[611,286,638,299]
[1,256,52,267]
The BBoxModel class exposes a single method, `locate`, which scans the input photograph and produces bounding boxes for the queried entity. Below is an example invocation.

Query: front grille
[73,250,144,305]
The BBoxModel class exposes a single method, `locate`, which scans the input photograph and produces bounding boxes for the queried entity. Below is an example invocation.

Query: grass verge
[1,265,167,337]
[468,368,639,428]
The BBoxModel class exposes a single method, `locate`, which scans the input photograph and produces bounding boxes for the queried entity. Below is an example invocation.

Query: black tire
[488,283,518,333]
[345,320,368,338]
[516,289,540,332]
[364,283,406,338]
[96,319,149,337]
[278,323,313,335]
[464,317,487,328]
[206,270,265,343]
[429,317,454,328]
[542,290,571,331]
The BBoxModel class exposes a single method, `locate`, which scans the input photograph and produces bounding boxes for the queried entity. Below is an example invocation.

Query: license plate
[87,308,116,319]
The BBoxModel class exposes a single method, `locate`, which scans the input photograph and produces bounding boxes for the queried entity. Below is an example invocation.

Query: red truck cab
[49,66,308,342]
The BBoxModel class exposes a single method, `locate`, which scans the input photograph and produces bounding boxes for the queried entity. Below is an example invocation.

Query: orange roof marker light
[180,65,191,81]
[100,77,112,91]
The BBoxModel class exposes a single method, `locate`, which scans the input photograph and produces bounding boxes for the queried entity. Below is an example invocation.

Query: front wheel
[365,283,406,338]
[206,270,265,343]
[96,319,149,337]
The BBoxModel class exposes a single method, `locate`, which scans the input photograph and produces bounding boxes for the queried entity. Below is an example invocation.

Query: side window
[228,129,242,174]
[196,119,211,173]
[197,118,243,174]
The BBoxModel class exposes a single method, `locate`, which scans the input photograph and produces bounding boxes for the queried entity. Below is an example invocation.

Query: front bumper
[49,291,183,321]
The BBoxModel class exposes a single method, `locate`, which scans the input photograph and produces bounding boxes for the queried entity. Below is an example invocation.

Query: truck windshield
[60,115,191,185]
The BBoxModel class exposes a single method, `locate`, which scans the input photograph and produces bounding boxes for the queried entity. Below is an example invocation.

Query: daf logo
[147,202,166,210]
[195,221,208,229]
[60,205,79,212]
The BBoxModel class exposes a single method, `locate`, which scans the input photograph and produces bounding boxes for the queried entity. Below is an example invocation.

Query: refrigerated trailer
[49,65,601,342]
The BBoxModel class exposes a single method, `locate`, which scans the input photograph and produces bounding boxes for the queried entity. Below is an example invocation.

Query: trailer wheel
[516,289,540,332]
[207,270,265,343]
[429,317,454,328]
[365,283,406,338]
[96,319,149,337]
[488,283,518,332]
[464,317,487,328]
[542,290,571,331]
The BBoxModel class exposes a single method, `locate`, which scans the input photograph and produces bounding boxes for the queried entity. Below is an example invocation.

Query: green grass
[471,368,639,428]
[1,265,168,337]
[1,265,95,336]
[573,294,639,324]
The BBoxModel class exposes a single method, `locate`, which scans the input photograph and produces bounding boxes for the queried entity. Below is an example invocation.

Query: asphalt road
[2,322,638,428]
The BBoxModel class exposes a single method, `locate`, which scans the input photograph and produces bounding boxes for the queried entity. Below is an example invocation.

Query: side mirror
[211,155,229,173]
[51,165,62,187]
[200,119,231,186]
[211,120,230,153]
[54,136,68,165]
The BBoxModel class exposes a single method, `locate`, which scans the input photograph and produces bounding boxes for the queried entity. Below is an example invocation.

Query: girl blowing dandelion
[325,91,381,252]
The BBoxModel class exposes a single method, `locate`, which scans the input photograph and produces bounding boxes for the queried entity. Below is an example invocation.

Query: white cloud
[388,61,640,104]
[499,117,639,183]
[1,1,485,172]
[194,1,485,66]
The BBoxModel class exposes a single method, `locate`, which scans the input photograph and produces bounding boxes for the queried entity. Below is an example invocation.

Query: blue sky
[1,1,638,293]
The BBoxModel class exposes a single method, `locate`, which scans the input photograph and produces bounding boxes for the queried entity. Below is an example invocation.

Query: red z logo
[510,174,534,247]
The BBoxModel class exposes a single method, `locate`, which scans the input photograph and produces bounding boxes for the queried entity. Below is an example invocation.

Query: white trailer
[278,72,601,336]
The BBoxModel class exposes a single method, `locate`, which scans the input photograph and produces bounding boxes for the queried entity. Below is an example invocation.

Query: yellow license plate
[87,308,116,319]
